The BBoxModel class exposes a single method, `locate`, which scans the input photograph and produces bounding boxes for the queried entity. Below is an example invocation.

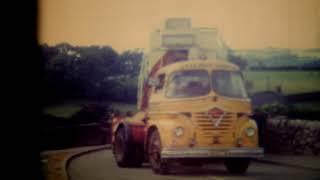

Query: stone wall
[264,116,320,155]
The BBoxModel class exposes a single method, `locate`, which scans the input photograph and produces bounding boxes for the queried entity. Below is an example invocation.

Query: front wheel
[148,130,169,174]
[113,127,143,167]
[224,158,250,174]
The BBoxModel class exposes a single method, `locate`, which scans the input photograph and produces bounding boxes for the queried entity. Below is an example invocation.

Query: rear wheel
[224,158,250,174]
[113,127,143,167]
[148,130,169,174]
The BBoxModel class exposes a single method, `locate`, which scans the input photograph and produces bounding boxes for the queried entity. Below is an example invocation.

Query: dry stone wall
[264,116,320,155]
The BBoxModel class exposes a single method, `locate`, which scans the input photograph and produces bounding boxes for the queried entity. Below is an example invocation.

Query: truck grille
[192,111,235,146]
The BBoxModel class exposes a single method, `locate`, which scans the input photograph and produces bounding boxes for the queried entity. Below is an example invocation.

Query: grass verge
[40,145,108,180]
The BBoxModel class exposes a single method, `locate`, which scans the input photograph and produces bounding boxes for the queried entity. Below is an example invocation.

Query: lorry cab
[112,18,263,175]
[143,60,263,174]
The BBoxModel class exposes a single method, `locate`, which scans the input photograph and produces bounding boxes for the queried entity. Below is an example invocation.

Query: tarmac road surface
[67,149,320,180]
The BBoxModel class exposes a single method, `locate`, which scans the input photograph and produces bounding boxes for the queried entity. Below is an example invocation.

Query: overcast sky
[39,0,320,52]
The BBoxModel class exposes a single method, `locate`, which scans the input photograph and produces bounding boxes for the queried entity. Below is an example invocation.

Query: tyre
[113,127,143,167]
[224,158,250,174]
[148,130,169,174]
[131,145,145,167]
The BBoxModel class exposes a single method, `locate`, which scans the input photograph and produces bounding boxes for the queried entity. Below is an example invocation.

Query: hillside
[233,48,320,69]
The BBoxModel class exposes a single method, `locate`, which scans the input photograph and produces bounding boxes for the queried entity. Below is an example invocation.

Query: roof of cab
[157,59,239,75]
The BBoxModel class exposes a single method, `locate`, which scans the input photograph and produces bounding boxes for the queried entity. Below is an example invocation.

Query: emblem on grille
[208,108,225,127]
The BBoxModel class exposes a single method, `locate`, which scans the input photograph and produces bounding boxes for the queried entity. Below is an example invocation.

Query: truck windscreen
[212,70,248,99]
[166,70,210,98]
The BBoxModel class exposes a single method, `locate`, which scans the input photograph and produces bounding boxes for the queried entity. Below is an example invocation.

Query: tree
[41,43,144,103]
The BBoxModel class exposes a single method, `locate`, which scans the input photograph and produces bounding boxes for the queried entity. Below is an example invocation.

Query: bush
[70,103,112,124]
[255,102,320,120]
[256,102,290,117]
[265,117,320,155]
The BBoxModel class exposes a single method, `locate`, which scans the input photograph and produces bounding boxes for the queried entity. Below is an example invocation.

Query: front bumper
[161,147,264,159]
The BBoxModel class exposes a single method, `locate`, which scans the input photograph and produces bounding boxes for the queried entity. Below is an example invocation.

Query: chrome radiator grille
[192,111,235,146]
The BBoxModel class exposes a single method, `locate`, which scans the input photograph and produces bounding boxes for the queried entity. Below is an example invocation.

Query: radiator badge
[208,107,225,127]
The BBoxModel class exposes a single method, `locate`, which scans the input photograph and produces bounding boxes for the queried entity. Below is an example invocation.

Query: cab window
[166,70,210,98]
[212,70,248,99]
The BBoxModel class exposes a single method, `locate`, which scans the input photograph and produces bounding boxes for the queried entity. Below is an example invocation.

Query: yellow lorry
[111,18,263,174]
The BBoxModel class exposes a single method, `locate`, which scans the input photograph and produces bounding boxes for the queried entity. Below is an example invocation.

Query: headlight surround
[173,127,184,137]
[245,127,255,137]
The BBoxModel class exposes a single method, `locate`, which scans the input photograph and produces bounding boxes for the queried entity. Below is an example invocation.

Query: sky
[39,0,320,52]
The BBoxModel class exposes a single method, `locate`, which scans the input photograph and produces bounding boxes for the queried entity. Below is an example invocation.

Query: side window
[155,74,165,93]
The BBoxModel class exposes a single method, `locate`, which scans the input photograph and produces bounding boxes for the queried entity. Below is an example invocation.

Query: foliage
[255,102,320,120]
[257,102,290,117]
[41,43,143,104]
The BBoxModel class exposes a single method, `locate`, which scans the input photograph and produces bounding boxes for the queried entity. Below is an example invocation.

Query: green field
[43,103,83,118]
[244,70,320,95]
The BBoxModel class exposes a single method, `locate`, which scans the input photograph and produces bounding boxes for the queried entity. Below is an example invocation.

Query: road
[67,149,320,180]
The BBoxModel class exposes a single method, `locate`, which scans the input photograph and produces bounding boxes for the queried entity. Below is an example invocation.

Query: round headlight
[246,127,255,137]
[173,127,184,137]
